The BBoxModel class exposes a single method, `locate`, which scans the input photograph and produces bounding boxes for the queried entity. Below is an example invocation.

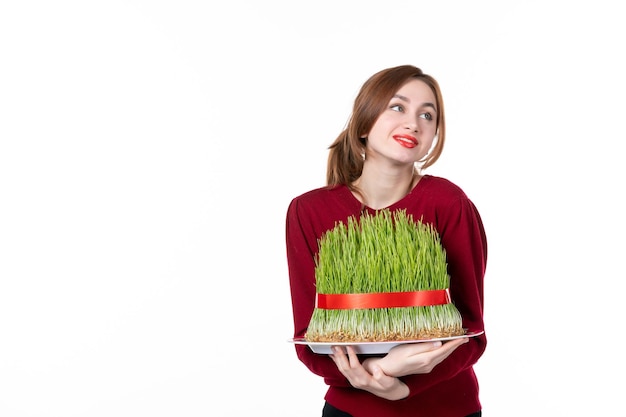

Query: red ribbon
[316,289,451,310]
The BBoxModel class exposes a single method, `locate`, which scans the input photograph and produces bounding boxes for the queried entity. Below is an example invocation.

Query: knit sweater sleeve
[285,194,353,386]
[400,193,488,398]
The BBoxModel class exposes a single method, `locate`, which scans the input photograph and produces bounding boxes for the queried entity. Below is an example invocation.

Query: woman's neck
[352,165,420,210]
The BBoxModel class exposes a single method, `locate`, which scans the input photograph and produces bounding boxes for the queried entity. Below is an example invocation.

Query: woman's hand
[363,338,469,377]
[329,345,409,401]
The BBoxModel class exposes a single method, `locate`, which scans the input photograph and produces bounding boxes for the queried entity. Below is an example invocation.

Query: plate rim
[288,330,484,347]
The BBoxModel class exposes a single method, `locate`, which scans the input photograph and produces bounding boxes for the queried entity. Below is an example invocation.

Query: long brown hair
[326,65,446,188]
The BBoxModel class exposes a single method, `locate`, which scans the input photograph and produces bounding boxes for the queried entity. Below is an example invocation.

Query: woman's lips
[393,134,418,149]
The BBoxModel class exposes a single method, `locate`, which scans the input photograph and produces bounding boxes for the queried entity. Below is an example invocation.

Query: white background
[1,1,624,416]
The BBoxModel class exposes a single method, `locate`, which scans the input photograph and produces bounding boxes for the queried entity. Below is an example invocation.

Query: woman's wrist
[383,379,409,401]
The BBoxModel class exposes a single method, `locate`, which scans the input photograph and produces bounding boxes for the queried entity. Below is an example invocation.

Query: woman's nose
[405,116,419,132]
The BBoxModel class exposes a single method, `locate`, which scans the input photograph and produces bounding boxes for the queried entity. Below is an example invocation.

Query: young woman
[285,65,487,417]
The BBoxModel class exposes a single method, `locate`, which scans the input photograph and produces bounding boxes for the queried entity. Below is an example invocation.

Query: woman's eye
[390,104,404,112]
[419,112,433,121]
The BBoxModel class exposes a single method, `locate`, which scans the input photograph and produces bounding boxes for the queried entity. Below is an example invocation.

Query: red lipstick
[393,134,418,149]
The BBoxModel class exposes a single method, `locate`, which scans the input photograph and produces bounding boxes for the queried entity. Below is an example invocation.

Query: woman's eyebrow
[392,93,410,102]
[392,94,437,111]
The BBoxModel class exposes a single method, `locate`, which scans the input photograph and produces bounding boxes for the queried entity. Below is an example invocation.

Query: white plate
[288,330,484,354]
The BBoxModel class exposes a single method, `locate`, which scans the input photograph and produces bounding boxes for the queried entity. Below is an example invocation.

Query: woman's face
[363,79,438,167]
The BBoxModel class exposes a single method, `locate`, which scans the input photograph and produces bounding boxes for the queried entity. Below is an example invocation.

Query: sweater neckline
[347,174,430,212]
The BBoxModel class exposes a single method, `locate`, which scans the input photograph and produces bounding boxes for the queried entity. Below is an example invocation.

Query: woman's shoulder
[420,174,469,200]
[292,184,343,202]
[288,184,354,211]
[411,175,484,230]
[287,184,361,229]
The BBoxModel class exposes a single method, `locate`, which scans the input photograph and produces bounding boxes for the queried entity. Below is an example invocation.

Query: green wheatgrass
[306,209,464,342]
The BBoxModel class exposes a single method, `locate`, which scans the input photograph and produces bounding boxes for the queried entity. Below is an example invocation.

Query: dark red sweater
[286,175,488,417]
